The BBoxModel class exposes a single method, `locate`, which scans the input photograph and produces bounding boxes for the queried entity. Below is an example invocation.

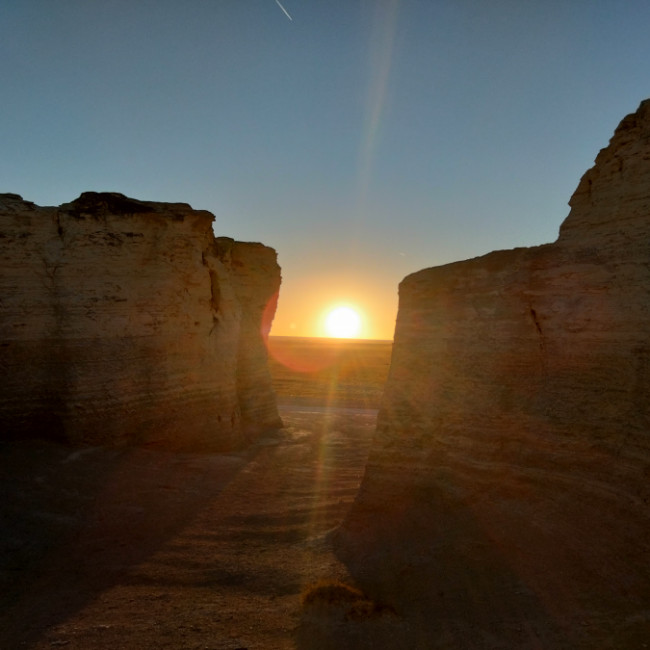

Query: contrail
[274,0,292,21]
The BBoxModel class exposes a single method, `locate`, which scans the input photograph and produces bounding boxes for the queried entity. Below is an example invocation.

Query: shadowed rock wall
[337,101,650,647]
[0,192,281,449]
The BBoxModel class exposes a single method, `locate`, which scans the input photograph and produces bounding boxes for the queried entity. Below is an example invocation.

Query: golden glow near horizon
[323,306,362,339]
[268,273,397,340]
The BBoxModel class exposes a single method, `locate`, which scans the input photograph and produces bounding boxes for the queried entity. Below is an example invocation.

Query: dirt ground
[0,407,378,649]
[0,338,391,649]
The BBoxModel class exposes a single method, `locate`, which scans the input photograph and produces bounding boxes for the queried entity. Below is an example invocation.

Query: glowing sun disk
[325,306,362,338]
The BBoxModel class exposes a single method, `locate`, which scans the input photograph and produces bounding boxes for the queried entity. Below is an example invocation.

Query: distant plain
[267,336,392,410]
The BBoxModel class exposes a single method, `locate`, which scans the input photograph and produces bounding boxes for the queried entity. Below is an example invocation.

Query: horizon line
[268,334,393,343]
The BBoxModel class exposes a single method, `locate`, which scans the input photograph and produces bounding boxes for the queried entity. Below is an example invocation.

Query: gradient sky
[2,0,649,339]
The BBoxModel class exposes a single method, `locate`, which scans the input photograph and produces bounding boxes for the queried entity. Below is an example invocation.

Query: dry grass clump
[301,580,366,607]
[301,580,396,621]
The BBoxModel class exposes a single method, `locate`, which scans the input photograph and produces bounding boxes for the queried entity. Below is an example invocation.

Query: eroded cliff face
[0,192,281,450]
[337,101,650,647]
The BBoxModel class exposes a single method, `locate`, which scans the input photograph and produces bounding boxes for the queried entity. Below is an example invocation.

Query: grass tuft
[301,579,397,621]
[301,580,366,607]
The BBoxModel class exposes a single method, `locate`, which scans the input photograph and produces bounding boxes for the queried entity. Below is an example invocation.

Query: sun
[324,306,362,339]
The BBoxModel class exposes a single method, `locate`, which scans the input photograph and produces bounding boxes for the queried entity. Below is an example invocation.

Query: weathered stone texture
[338,101,650,646]
[0,192,281,449]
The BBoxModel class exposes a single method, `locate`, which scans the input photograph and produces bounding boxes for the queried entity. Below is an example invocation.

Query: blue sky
[2,0,649,338]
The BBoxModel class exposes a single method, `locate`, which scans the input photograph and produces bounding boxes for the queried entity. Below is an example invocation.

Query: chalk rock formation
[337,101,650,647]
[0,192,282,449]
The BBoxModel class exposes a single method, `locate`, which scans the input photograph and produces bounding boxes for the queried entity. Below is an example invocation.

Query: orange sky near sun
[269,272,398,341]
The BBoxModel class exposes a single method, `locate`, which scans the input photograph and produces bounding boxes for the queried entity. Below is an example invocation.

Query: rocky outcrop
[0,192,282,450]
[337,101,650,647]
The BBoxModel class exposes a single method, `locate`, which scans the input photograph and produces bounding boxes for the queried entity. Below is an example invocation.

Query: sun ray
[356,0,399,209]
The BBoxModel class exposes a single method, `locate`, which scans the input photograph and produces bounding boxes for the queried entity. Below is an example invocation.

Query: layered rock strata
[0,192,282,449]
[337,101,650,646]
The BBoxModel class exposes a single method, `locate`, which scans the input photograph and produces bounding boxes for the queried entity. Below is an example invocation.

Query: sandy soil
[0,405,377,649]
